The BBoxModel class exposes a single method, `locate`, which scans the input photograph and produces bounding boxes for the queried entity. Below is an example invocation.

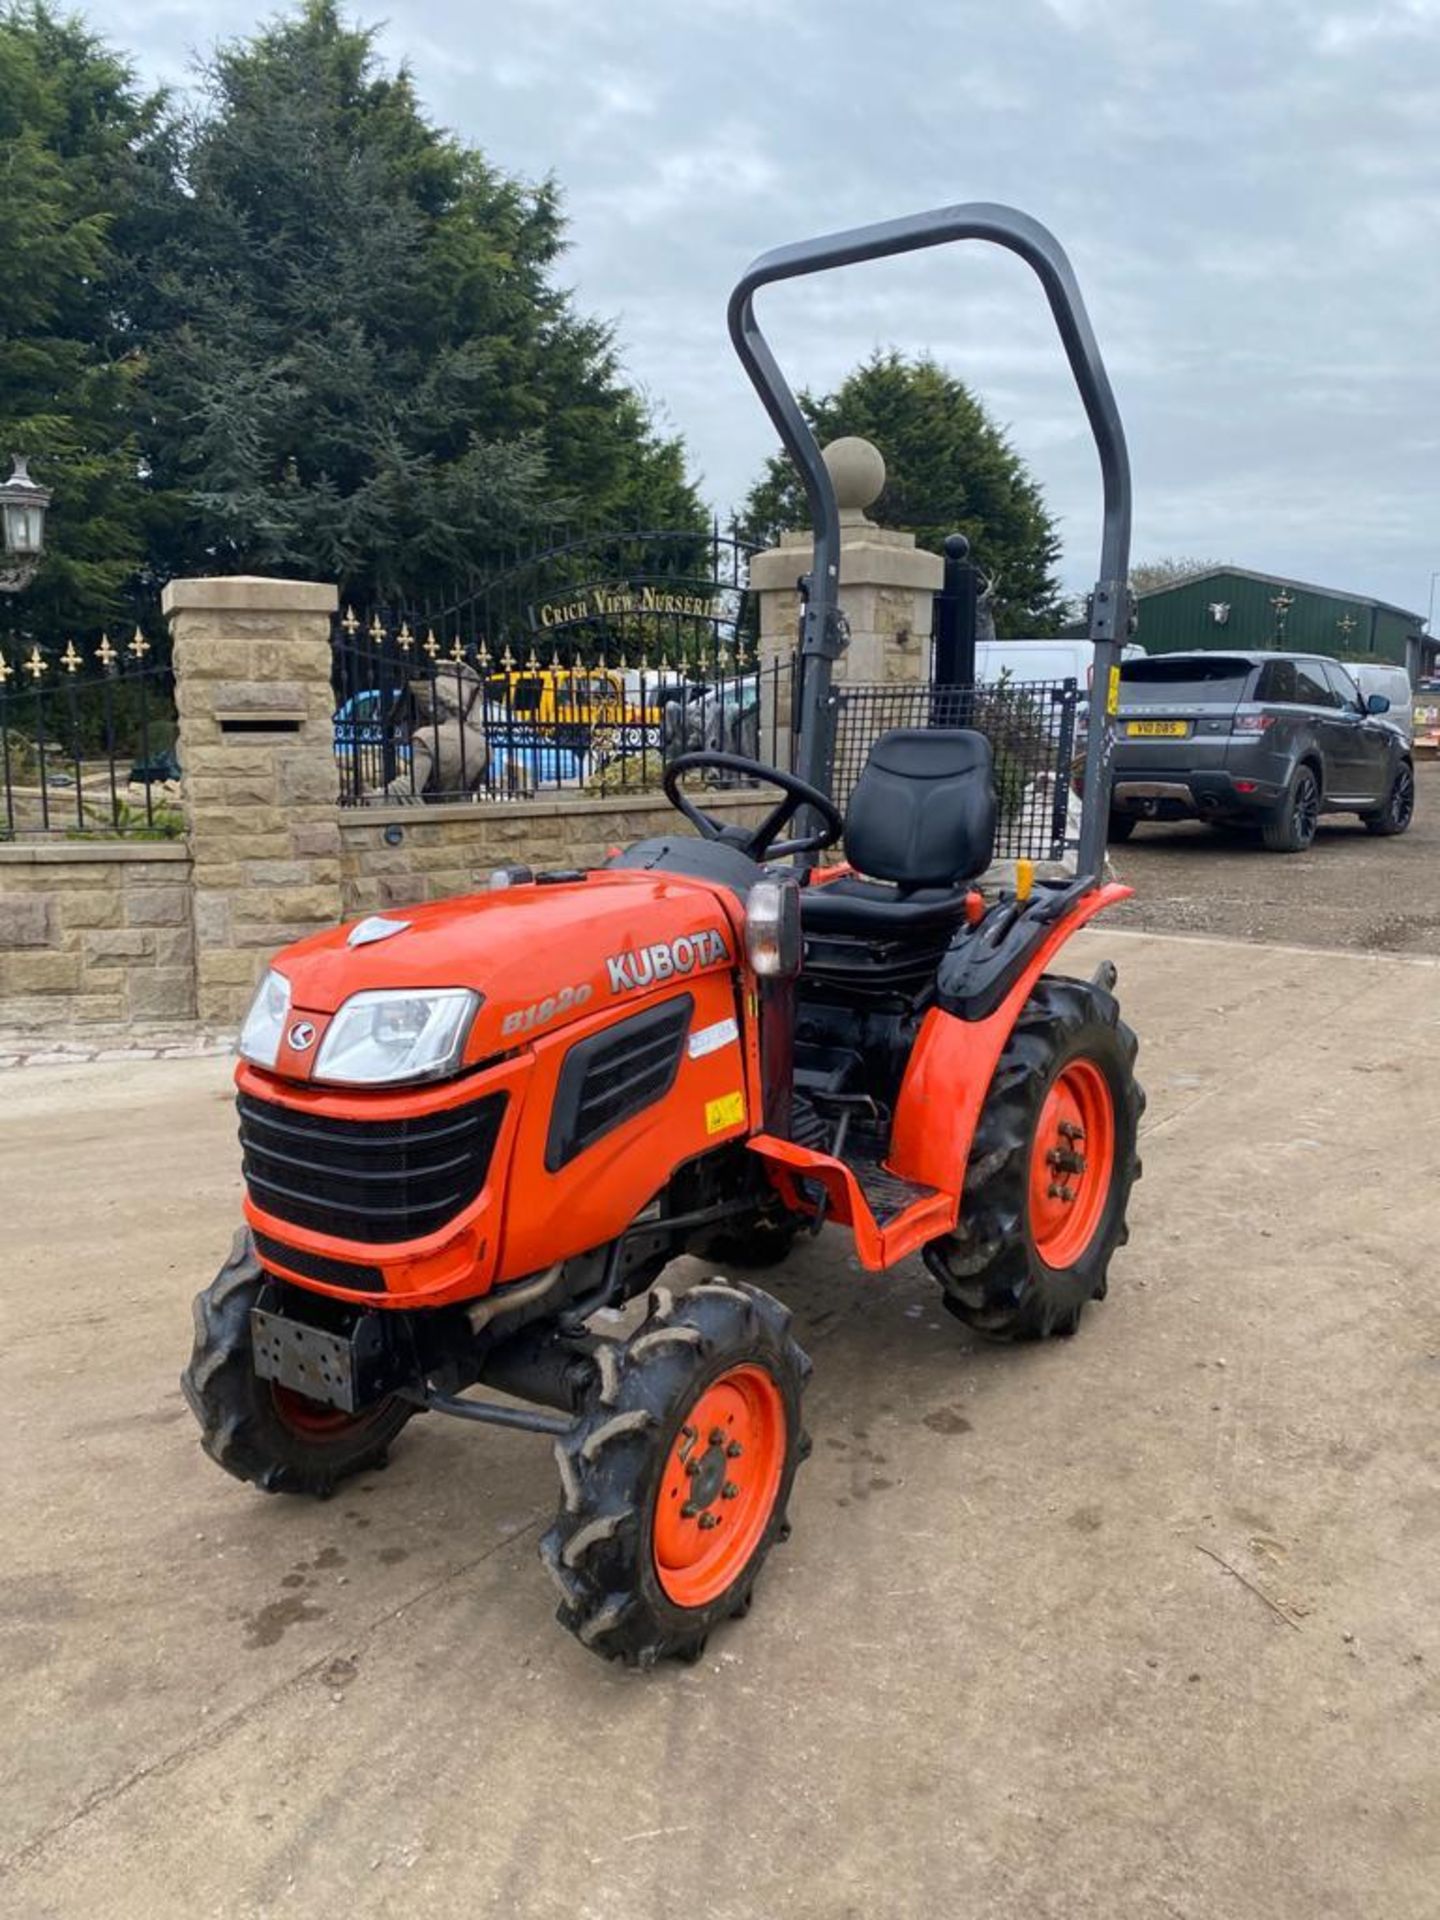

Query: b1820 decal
[501,983,593,1036]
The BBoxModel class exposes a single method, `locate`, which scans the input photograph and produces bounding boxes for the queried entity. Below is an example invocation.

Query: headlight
[312,988,480,1087]
[238,968,292,1069]
[745,875,801,978]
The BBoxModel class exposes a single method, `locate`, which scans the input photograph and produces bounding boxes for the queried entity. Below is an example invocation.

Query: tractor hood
[265,871,741,1078]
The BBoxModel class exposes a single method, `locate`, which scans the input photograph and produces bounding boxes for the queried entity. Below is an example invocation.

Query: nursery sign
[531,582,721,630]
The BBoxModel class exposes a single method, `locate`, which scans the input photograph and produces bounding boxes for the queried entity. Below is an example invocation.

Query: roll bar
[727,201,1132,886]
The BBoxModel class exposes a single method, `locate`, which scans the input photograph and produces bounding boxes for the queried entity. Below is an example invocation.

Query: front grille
[253,1231,386,1293]
[239,1089,507,1244]
[546,995,692,1171]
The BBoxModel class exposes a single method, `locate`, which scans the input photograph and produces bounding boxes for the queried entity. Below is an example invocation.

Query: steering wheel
[662,752,843,861]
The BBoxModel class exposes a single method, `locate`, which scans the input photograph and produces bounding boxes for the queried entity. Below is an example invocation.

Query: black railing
[332,616,793,804]
[366,522,761,667]
[0,625,178,840]
[830,678,1080,862]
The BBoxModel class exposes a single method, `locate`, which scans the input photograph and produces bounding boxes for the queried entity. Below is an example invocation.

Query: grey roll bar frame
[726,200,1132,887]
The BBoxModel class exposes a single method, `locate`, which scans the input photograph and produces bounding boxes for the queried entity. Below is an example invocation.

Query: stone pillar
[164,576,342,1026]
[749,438,943,767]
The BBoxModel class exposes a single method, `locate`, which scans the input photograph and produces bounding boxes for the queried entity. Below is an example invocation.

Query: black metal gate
[333,525,770,804]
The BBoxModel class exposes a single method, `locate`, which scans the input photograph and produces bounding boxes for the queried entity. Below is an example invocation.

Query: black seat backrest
[843,728,997,888]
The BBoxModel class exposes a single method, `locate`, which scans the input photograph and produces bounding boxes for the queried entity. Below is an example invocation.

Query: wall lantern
[0,454,51,592]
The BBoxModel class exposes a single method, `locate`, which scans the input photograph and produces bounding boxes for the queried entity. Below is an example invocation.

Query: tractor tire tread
[541,1280,809,1667]
[181,1227,413,1498]
[923,973,1144,1342]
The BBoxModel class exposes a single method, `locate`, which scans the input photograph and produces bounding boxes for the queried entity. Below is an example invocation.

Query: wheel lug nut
[722,1482,740,1499]
[681,1501,698,1519]
[726,1441,743,1458]
[697,1513,721,1531]
[709,1428,726,1446]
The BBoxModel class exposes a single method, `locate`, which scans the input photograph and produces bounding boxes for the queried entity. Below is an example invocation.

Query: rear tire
[181,1228,413,1497]
[923,975,1144,1341]
[1106,811,1137,843]
[1362,761,1415,837]
[541,1279,810,1666]
[1261,764,1320,852]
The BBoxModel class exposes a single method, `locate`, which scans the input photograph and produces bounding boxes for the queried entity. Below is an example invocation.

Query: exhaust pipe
[465,1262,565,1334]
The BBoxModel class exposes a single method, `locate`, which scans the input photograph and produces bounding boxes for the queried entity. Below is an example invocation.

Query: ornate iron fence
[334,525,775,805]
[378,523,760,666]
[332,612,792,804]
[0,624,178,840]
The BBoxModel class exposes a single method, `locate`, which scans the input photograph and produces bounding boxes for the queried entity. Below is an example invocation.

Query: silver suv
[1109,651,1415,853]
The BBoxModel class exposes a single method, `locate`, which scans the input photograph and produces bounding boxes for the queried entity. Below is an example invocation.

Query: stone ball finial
[822,436,886,517]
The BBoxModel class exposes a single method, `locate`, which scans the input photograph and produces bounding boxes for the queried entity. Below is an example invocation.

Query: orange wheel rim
[271,1383,370,1437]
[653,1364,787,1609]
[1028,1058,1116,1269]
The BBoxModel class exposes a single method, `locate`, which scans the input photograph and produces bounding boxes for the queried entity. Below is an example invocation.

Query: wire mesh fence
[0,624,178,840]
[830,677,1081,862]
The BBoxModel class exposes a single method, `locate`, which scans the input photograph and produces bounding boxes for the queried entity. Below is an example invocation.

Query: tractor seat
[801,728,996,942]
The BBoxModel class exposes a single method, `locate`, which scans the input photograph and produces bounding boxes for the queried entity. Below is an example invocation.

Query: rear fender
[887,882,1130,1199]
[745,882,1130,1272]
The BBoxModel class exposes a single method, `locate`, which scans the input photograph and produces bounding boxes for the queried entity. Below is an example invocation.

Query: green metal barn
[1131,568,1435,681]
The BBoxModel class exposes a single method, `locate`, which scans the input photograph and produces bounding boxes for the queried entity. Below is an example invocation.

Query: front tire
[1362,761,1415,837]
[1261,764,1320,852]
[923,975,1144,1341]
[181,1228,414,1497]
[541,1279,810,1666]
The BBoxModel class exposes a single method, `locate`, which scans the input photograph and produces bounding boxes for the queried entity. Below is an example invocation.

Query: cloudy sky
[91,0,1440,613]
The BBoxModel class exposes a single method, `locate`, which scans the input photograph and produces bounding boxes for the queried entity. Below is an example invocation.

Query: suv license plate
[1125,720,1188,737]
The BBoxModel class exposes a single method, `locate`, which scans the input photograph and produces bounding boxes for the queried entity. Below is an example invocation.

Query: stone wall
[0,843,195,1031]
[339,790,768,914]
[0,784,770,1036]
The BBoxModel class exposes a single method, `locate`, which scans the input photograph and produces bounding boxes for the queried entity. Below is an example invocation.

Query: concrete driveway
[3,928,1437,1920]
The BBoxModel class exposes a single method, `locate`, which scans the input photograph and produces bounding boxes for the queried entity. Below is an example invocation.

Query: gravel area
[5,930,1437,1919]
[1107,759,1440,954]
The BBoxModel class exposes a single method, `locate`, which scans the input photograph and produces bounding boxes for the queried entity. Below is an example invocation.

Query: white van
[1349,662,1413,744]
[973,636,1145,692]
[973,637,1145,753]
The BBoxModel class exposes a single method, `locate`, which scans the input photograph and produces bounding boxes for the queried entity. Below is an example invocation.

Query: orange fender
[747,880,1131,1271]
[887,882,1132,1202]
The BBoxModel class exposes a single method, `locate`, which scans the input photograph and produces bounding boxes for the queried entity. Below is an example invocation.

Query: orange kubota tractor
[184,204,1145,1666]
